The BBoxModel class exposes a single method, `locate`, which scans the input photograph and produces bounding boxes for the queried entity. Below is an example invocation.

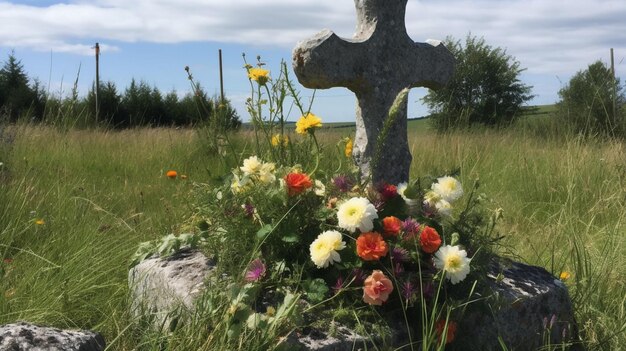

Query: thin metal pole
[219,49,225,103]
[95,42,100,123]
[610,48,616,128]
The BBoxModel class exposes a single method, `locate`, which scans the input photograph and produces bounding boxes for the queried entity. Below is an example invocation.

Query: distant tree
[556,60,625,137]
[87,81,122,127]
[0,51,45,121]
[423,35,534,131]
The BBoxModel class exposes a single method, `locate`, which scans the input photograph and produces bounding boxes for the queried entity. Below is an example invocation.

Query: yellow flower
[271,134,289,147]
[560,271,571,281]
[295,113,322,135]
[248,67,270,85]
[344,138,353,158]
[35,219,45,225]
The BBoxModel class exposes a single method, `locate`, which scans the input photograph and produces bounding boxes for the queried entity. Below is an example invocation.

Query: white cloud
[0,0,624,79]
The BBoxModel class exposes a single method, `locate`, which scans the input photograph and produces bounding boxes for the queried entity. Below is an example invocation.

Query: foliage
[423,35,534,131]
[0,51,241,129]
[0,51,46,122]
[556,60,625,137]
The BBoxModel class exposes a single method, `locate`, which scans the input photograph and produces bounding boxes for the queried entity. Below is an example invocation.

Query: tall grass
[0,123,624,349]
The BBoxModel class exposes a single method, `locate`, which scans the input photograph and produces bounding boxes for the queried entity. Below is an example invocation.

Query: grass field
[1,121,625,349]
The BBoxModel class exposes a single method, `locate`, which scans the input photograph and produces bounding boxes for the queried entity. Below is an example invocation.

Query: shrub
[556,60,625,137]
[423,35,534,131]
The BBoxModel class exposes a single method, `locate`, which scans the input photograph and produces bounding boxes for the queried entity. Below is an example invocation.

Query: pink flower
[363,270,394,306]
[244,259,266,282]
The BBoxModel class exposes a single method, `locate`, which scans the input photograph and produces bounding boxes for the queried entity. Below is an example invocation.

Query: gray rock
[454,258,582,350]
[285,323,371,351]
[292,0,454,184]
[128,249,215,330]
[0,322,105,351]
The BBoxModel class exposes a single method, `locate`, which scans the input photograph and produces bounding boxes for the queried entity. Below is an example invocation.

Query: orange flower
[435,319,457,345]
[381,216,402,237]
[284,172,313,196]
[363,270,393,305]
[166,170,178,179]
[419,226,441,254]
[356,232,388,261]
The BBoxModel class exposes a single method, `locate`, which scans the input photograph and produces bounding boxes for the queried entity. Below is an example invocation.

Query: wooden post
[95,42,100,123]
[219,49,225,104]
[610,48,616,129]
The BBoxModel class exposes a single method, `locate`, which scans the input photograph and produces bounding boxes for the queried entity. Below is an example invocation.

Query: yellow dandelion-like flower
[35,219,45,225]
[248,67,270,85]
[271,134,289,147]
[560,271,571,281]
[295,113,322,135]
[344,138,353,158]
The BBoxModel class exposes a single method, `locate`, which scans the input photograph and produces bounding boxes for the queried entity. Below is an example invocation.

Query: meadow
[0,119,624,350]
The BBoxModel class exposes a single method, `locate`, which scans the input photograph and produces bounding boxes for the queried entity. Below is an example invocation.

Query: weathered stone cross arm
[293,0,455,185]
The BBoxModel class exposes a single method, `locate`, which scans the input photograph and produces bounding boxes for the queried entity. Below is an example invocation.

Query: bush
[423,35,534,131]
[556,60,625,137]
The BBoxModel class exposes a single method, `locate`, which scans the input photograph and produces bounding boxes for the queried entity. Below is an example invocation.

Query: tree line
[2,37,624,137]
[0,51,241,129]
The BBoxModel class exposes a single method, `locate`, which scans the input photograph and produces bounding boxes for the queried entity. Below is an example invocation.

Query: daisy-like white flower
[435,199,453,217]
[231,173,251,194]
[240,156,263,176]
[397,182,419,207]
[337,197,378,232]
[310,230,346,268]
[257,162,276,184]
[434,245,471,284]
[431,176,463,202]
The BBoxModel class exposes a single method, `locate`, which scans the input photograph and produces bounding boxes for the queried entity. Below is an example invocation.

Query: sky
[0,0,625,123]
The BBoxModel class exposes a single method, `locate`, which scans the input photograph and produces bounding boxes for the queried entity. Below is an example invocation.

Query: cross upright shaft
[293,0,454,185]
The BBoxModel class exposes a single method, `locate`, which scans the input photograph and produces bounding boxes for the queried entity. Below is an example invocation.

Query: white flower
[434,245,471,284]
[240,156,263,176]
[432,176,463,202]
[337,197,378,232]
[231,174,251,194]
[314,180,326,197]
[257,162,276,184]
[397,182,419,207]
[309,230,346,268]
[435,199,453,217]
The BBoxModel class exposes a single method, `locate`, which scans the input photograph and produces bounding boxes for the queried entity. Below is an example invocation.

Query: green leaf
[281,234,299,243]
[256,224,273,240]
[302,278,329,303]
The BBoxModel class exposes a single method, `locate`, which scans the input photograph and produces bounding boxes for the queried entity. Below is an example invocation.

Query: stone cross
[292,0,454,185]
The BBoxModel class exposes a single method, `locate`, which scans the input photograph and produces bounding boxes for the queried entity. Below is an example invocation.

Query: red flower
[379,183,398,201]
[284,172,312,196]
[419,226,441,254]
[381,216,402,237]
[435,319,458,344]
[356,232,388,261]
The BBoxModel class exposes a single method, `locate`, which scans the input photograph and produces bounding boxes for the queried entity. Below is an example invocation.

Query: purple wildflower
[394,262,405,276]
[401,281,417,301]
[350,268,366,286]
[402,217,420,240]
[422,281,435,300]
[333,276,344,295]
[332,175,353,192]
[243,203,255,217]
[391,247,410,262]
[244,258,266,282]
